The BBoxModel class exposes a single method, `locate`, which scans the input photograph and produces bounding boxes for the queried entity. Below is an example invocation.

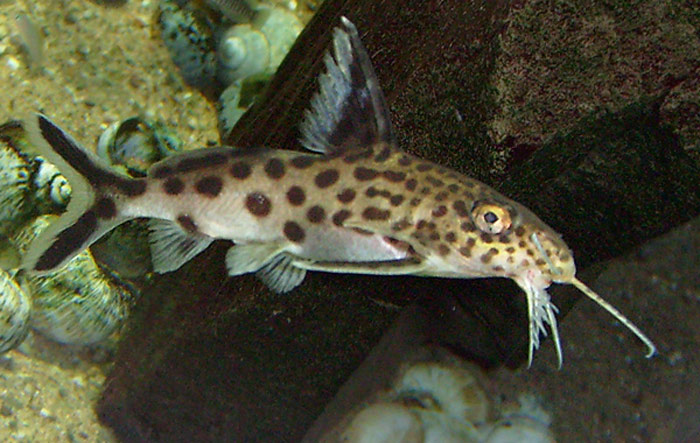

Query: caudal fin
[22,114,144,274]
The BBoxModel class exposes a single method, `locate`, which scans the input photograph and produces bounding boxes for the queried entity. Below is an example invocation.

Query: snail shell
[11,215,133,345]
[32,157,71,213]
[158,0,219,89]
[0,268,31,354]
[0,141,32,236]
[217,24,270,84]
[97,117,182,177]
[395,362,490,426]
[216,6,303,85]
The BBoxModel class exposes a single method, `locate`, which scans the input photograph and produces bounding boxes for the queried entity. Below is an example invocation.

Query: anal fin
[256,253,307,293]
[226,242,307,293]
[225,242,286,276]
[148,219,214,273]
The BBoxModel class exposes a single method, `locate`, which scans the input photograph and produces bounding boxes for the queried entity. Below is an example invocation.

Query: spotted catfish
[23,18,655,367]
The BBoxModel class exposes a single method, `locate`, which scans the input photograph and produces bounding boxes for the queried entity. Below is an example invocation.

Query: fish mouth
[518,232,657,368]
[515,269,564,369]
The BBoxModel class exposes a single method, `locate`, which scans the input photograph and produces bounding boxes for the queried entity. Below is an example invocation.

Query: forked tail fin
[22,114,144,274]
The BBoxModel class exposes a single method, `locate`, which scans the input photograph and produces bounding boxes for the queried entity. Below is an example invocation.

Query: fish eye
[471,201,512,234]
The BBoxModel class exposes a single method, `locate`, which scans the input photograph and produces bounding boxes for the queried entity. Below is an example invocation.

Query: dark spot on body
[195,176,223,197]
[343,147,374,163]
[383,170,405,182]
[416,163,432,172]
[499,235,511,243]
[307,206,325,223]
[535,258,547,266]
[354,167,379,181]
[291,156,315,169]
[434,191,448,202]
[453,200,469,217]
[95,197,116,219]
[481,248,499,263]
[366,187,390,198]
[392,218,410,231]
[177,214,197,233]
[445,232,456,242]
[118,179,147,197]
[283,221,305,243]
[286,186,305,206]
[420,187,431,195]
[515,226,526,237]
[410,197,422,207]
[363,207,391,221]
[429,232,440,241]
[461,221,475,232]
[374,146,392,162]
[480,233,493,243]
[492,265,504,272]
[459,246,471,257]
[506,246,516,253]
[447,183,460,194]
[432,205,447,217]
[164,177,184,195]
[332,209,351,226]
[246,192,271,216]
[315,169,339,188]
[460,237,476,257]
[437,244,450,256]
[405,179,417,191]
[425,175,444,187]
[337,189,356,203]
[151,165,173,178]
[264,158,285,179]
[398,156,412,166]
[230,161,251,179]
[390,195,404,206]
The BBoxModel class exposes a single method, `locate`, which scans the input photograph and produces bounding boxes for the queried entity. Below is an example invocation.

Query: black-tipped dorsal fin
[299,17,396,155]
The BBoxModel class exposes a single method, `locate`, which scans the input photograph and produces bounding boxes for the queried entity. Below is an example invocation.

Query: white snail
[338,360,555,442]
[217,5,303,85]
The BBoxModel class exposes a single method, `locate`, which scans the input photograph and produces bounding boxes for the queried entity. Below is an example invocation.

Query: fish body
[23,18,655,366]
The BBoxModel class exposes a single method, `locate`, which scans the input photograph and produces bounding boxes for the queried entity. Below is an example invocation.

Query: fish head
[460,195,576,287]
[462,193,655,367]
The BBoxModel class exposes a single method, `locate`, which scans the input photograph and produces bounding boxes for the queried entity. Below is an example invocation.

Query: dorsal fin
[299,17,396,155]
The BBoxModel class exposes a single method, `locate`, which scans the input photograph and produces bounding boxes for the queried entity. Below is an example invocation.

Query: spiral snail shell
[216,5,303,85]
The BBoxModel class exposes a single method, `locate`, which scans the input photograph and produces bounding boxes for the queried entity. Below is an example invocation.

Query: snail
[0,137,32,236]
[97,116,182,177]
[9,215,134,346]
[216,5,303,85]
[338,359,555,442]
[0,268,31,353]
